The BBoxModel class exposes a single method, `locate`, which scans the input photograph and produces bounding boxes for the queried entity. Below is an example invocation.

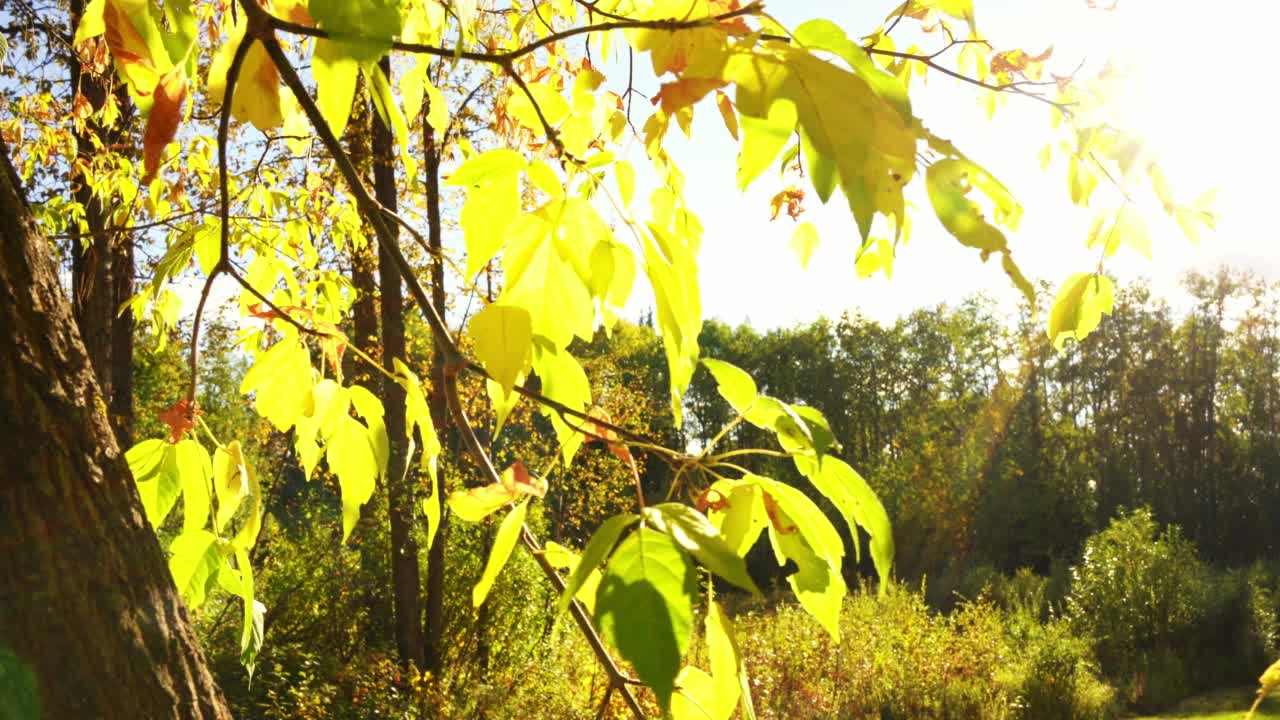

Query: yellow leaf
[790,222,818,270]
[470,303,534,395]
[313,38,359,138]
[1048,273,1114,350]
[471,499,529,608]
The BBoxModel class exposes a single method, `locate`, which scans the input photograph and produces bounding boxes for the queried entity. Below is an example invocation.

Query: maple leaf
[159,397,199,444]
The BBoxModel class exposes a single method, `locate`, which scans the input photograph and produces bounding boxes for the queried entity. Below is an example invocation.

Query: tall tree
[0,141,230,718]
[68,0,136,447]
[371,55,426,669]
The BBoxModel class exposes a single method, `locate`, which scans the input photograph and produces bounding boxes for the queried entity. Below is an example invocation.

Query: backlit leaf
[558,512,639,613]
[472,499,529,608]
[791,221,819,269]
[594,527,698,711]
[645,503,759,593]
[141,67,187,183]
[313,39,359,138]
[470,303,534,395]
[328,414,379,541]
[168,529,221,608]
[1048,272,1114,350]
[309,0,401,65]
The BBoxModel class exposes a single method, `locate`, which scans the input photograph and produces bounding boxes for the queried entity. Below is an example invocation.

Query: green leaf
[212,440,250,533]
[423,463,442,554]
[446,148,528,187]
[73,0,106,44]
[642,227,702,427]
[926,157,1018,254]
[791,405,837,457]
[367,61,409,153]
[794,455,894,587]
[671,666,719,720]
[615,160,636,207]
[470,303,534,395]
[709,483,768,557]
[312,38,359,138]
[233,547,263,679]
[645,504,759,594]
[393,358,440,479]
[737,99,797,190]
[594,527,698,711]
[174,439,211,534]
[309,0,401,65]
[1048,272,1115,350]
[791,19,911,120]
[128,438,181,528]
[532,341,592,464]
[558,512,639,613]
[448,483,515,523]
[349,385,389,479]
[743,395,813,453]
[749,476,846,638]
[167,529,222,608]
[231,446,263,551]
[239,338,313,432]
[701,358,757,416]
[543,541,603,614]
[790,222,819,269]
[472,499,529,608]
[707,600,745,720]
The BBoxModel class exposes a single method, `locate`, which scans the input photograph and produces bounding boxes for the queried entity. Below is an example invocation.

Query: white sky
[623,0,1280,328]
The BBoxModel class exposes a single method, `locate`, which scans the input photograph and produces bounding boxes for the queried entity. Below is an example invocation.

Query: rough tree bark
[0,142,231,717]
[372,55,426,669]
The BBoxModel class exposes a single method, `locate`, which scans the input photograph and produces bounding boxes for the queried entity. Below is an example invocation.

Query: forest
[0,0,1275,719]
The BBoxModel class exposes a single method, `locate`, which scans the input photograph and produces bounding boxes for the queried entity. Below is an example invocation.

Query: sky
[622,0,1280,329]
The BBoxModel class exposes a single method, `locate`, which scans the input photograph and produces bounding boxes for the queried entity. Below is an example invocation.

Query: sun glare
[1087,2,1274,196]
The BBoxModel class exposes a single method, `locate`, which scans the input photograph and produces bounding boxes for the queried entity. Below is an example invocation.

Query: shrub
[1065,508,1211,710]
[1001,620,1116,720]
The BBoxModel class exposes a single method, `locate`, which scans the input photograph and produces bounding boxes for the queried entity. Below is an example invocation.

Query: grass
[1130,687,1279,719]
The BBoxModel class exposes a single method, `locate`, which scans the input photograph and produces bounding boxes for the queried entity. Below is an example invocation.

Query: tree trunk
[421,93,450,677]
[69,0,136,447]
[0,142,231,718]
[372,56,425,669]
[345,96,393,650]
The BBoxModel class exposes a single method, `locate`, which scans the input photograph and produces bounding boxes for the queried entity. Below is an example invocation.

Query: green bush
[1065,508,1211,710]
[1002,620,1116,720]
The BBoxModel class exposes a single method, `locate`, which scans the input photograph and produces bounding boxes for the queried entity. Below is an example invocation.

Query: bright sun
[1089,2,1274,196]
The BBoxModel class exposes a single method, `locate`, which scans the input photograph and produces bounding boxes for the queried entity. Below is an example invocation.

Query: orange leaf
[652,77,727,115]
[505,461,548,498]
[715,90,738,140]
[159,397,198,444]
[696,488,730,513]
[769,187,806,221]
[762,494,798,535]
[142,68,188,184]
